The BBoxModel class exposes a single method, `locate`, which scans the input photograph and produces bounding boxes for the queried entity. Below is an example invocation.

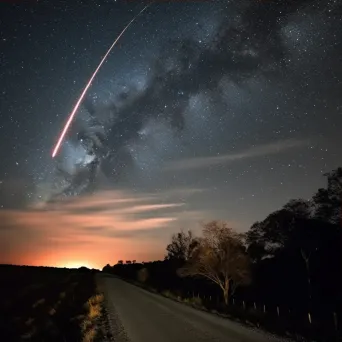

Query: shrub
[137,267,149,283]
[188,297,203,307]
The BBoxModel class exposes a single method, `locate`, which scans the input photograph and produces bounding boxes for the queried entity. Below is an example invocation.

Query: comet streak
[52,5,150,158]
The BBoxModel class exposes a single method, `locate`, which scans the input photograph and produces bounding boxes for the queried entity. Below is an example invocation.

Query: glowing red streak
[52,5,150,158]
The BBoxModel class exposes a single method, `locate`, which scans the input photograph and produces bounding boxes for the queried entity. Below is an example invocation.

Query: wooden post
[254,302,256,310]
[333,312,338,331]
[210,295,212,301]
[308,312,312,324]
[263,304,266,313]
[277,306,279,317]
[243,301,246,310]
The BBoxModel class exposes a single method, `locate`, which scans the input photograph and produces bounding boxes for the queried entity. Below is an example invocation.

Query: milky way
[1,0,342,231]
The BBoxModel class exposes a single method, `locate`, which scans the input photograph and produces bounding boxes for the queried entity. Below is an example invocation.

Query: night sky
[1,0,341,269]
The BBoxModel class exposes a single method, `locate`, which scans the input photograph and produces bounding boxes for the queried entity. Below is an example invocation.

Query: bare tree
[166,230,198,262]
[179,221,250,305]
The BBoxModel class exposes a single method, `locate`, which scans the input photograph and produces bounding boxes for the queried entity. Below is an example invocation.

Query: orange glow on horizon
[57,261,96,269]
[0,189,201,269]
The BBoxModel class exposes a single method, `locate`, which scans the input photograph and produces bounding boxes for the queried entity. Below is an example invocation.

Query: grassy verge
[0,265,101,341]
[81,293,104,342]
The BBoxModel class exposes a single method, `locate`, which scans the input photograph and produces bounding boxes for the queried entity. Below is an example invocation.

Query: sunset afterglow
[0,189,200,269]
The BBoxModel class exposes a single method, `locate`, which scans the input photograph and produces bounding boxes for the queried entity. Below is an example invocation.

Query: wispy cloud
[165,139,308,171]
[1,190,184,234]
[0,189,190,268]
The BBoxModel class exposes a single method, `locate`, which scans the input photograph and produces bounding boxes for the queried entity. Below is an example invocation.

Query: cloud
[165,139,308,171]
[3,190,183,234]
[0,189,189,267]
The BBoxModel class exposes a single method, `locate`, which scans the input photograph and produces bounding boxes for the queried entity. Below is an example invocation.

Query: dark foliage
[0,265,99,342]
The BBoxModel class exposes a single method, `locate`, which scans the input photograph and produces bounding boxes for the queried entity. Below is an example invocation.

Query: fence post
[334,312,338,332]
[308,312,312,324]
[277,306,280,317]
[210,295,212,301]
[254,302,256,310]
[243,301,246,310]
[233,298,235,305]
[263,304,266,313]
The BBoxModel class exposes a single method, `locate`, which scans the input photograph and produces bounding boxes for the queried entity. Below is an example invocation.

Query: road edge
[96,273,130,342]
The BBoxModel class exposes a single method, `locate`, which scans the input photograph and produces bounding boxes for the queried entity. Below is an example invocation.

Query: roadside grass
[81,293,104,342]
[183,296,204,308]
[0,265,100,342]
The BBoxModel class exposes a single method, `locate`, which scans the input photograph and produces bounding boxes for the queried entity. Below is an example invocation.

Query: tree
[166,230,198,262]
[283,198,312,219]
[125,260,132,264]
[102,264,111,272]
[179,221,250,305]
[245,222,268,263]
[246,199,312,262]
[246,194,342,308]
[117,260,123,265]
[313,168,342,224]
[246,209,295,260]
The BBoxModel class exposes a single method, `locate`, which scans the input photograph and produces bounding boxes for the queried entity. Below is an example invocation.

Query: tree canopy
[165,230,198,262]
[179,221,250,304]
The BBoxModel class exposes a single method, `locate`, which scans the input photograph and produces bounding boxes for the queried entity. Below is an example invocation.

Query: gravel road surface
[99,274,289,342]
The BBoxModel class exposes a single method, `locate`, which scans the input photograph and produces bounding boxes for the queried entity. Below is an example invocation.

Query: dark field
[0,264,102,342]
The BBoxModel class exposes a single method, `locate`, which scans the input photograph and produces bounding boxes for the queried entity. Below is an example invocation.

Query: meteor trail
[51,5,150,158]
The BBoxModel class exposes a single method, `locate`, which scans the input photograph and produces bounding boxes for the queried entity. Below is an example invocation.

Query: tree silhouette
[179,221,250,305]
[283,198,312,219]
[166,230,198,262]
[313,167,342,225]
[246,198,312,261]
[102,264,111,272]
[247,195,342,310]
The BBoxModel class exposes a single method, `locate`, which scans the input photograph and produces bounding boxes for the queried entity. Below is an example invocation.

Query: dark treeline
[103,168,342,340]
[0,264,98,272]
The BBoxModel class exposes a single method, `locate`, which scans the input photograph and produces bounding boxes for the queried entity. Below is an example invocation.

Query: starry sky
[0,0,341,269]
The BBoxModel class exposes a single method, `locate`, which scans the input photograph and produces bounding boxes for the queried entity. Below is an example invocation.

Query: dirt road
[99,274,288,342]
